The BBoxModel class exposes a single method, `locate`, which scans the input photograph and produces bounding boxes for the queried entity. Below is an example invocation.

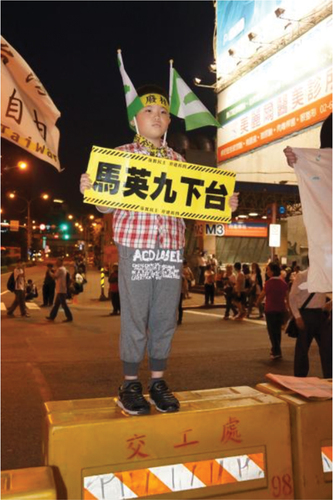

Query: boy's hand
[228,192,239,212]
[80,173,93,195]
[283,146,298,168]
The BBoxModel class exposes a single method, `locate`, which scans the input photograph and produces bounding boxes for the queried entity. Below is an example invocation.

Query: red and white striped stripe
[83,453,265,500]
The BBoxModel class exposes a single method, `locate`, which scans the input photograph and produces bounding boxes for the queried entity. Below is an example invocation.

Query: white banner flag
[293,147,332,293]
[1,36,61,171]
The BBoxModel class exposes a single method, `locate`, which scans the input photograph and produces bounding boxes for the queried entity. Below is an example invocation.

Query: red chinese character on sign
[277,94,288,117]
[251,109,261,130]
[240,116,249,135]
[263,102,274,124]
[307,77,321,102]
[126,434,150,459]
[174,429,199,448]
[221,417,242,444]
[291,87,305,110]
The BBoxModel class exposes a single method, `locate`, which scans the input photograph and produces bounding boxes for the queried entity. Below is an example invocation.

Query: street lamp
[3,161,28,172]
[8,192,49,260]
[193,78,217,89]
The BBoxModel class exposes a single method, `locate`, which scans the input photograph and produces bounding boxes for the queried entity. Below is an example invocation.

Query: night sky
[1,1,218,219]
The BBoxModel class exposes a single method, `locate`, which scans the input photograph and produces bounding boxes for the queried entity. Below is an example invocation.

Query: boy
[80,84,239,416]
[25,279,38,301]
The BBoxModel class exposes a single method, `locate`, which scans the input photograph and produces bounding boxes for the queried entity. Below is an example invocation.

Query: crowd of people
[178,254,331,378]
[6,250,331,392]
[6,255,89,321]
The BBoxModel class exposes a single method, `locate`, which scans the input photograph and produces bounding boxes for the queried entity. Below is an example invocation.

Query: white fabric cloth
[293,147,332,293]
[1,36,61,171]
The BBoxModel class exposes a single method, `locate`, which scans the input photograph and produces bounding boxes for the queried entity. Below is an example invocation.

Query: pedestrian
[204,264,215,306]
[198,252,207,285]
[210,254,218,274]
[222,264,237,320]
[289,267,331,378]
[46,258,73,323]
[290,265,301,286]
[182,260,194,299]
[192,248,201,285]
[108,263,120,315]
[7,260,30,318]
[256,263,289,360]
[25,279,38,302]
[232,262,246,320]
[247,262,264,319]
[80,82,240,415]
[215,266,225,294]
[41,263,55,307]
[242,263,252,313]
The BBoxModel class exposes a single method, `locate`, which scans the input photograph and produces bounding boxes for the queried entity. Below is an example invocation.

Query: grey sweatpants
[117,243,183,376]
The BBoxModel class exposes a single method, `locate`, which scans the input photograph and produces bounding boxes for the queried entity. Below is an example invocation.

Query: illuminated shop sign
[194,222,268,238]
[217,16,332,161]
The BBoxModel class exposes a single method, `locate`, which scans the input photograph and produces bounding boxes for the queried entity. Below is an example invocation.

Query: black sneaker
[149,380,180,413]
[117,381,150,416]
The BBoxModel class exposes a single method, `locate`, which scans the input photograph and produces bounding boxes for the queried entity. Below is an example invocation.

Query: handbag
[285,317,299,338]
[285,293,315,338]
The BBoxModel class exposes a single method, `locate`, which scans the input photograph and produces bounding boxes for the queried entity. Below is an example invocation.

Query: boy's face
[135,104,171,144]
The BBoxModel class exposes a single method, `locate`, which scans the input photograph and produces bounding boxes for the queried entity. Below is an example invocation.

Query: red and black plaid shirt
[99,140,186,249]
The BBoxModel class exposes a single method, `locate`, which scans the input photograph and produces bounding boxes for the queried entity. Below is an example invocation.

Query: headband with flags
[117,51,220,132]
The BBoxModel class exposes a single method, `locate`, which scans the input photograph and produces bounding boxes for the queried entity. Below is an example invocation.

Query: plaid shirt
[100,141,186,249]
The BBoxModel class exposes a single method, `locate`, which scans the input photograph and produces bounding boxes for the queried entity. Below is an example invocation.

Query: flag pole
[163,58,173,146]
[133,116,139,135]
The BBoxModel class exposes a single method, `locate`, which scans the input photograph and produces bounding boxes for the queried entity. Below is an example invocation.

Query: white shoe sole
[149,398,179,413]
[116,398,150,416]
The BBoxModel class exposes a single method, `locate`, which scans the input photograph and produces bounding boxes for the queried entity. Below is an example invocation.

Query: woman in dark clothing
[247,262,264,318]
[41,263,55,307]
[256,263,289,360]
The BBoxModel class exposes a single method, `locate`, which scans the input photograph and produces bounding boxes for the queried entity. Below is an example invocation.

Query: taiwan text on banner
[84,147,236,222]
[1,36,61,171]
[292,147,332,293]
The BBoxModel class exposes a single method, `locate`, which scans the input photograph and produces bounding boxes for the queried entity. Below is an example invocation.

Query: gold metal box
[1,466,57,500]
[256,381,332,499]
[44,387,294,499]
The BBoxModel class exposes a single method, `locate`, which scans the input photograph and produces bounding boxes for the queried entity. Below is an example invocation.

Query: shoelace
[123,383,147,402]
[151,382,177,402]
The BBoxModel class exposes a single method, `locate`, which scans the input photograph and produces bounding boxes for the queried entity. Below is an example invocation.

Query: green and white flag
[117,50,143,125]
[170,68,220,131]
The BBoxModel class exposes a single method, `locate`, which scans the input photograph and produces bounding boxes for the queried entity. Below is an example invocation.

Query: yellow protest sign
[83,146,236,222]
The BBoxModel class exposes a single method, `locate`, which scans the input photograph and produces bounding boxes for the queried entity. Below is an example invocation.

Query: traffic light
[278,205,286,216]
[59,223,69,231]
[63,234,70,240]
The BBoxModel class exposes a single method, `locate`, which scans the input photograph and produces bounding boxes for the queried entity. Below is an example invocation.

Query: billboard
[216,0,329,79]
[217,16,332,162]
[216,0,282,63]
